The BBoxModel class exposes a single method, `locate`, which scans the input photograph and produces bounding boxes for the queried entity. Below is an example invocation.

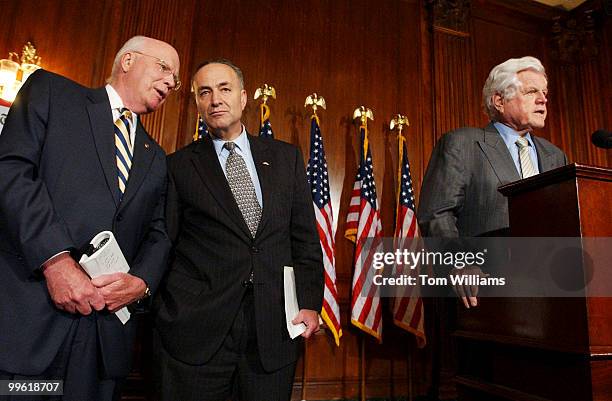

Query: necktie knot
[224,142,236,153]
[515,136,529,149]
[117,107,131,118]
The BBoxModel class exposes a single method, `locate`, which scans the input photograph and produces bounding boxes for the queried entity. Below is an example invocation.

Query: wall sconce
[0,42,42,103]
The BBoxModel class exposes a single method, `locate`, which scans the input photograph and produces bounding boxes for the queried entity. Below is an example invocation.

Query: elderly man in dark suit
[0,36,178,400]
[418,56,567,307]
[153,59,324,401]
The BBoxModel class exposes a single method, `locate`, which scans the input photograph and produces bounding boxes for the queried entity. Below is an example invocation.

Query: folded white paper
[79,231,131,324]
[284,266,306,339]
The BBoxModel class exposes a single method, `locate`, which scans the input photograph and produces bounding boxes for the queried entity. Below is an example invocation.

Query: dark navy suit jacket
[0,70,171,377]
[155,133,324,371]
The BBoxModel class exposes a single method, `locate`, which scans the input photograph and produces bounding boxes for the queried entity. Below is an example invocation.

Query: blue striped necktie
[115,108,133,199]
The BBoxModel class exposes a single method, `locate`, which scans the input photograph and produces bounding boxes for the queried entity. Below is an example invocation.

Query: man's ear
[120,53,133,73]
[493,93,504,113]
[240,89,247,110]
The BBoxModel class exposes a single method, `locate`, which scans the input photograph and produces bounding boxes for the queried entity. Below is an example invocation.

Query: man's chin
[204,120,231,132]
[528,118,546,130]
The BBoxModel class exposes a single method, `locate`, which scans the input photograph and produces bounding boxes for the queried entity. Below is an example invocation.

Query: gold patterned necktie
[515,136,537,179]
[224,142,262,237]
[115,108,133,199]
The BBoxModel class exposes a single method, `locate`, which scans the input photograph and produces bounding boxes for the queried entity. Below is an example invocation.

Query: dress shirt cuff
[40,250,70,271]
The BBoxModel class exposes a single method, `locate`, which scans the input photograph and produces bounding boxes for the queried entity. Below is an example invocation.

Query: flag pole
[301,341,308,400]
[408,349,414,401]
[390,114,413,401]
[389,115,407,221]
[254,83,276,137]
[360,336,366,401]
[351,105,375,401]
[301,93,327,401]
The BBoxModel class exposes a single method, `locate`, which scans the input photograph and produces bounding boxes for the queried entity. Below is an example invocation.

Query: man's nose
[210,90,221,105]
[162,74,175,90]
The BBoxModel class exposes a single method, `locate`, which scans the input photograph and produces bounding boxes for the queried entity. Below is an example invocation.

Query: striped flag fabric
[259,103,274,138]
[193,114,208,141]
[344,124,383,342]
[306,115,342,346]
[392,134,426,348]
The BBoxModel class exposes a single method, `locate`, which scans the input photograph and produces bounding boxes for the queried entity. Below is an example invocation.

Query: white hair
[482,56,547,120]
[108,36,148,82]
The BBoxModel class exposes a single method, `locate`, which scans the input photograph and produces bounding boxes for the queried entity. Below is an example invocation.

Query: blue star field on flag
[306,119,330,206]
[399,146,415,211]
[259,118,274,138]
[358,129,378,210]
[196,116,208,140]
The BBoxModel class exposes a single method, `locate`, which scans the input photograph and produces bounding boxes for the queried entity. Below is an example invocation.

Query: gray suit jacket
[417,123,568,237]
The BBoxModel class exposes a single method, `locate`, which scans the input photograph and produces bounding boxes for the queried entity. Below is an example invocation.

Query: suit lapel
[86,88,119,208]
[532,136,555,172]
[120,120,155,209]
[248,135,273,237]
[191,136,252,239]
[477,123,521,184]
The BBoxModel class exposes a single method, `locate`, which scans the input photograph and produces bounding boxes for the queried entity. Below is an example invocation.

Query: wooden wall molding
[551,9,600,64]
[428,0,471,35]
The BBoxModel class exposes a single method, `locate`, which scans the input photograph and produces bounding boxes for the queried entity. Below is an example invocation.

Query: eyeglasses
[131,51,181,91]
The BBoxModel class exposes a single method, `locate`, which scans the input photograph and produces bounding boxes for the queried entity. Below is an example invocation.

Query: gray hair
[108,36,148,83]
[191,58,245,91]
[482,56,547,120]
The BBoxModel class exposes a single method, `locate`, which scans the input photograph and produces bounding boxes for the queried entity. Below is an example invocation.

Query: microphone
[591,130,612,149]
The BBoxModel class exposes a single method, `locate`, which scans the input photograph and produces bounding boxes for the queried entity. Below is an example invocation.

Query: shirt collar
[212,125,249,157]
[494,121,535,148]
[105,84,137,125]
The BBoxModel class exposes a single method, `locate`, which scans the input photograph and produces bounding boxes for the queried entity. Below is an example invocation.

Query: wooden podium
[454,163,612,401]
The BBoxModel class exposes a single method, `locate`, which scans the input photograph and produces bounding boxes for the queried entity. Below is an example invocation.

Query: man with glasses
[0,35,178,400]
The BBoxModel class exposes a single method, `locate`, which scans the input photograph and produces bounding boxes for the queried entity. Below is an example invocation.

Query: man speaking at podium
[418,56,568,307]
[0,36,178,400]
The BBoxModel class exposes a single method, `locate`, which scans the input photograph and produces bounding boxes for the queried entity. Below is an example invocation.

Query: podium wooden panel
[454,164,612,401]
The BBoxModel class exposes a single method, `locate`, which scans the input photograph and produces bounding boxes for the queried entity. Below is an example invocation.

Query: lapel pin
[144,143,150,149]
[262,161,270,166]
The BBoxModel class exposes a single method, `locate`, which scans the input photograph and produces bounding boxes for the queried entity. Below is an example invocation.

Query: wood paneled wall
[1,0,609,399]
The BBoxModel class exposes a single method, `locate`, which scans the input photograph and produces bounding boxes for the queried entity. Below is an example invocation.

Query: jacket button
[116,214,123,221]
[251,247,259,254]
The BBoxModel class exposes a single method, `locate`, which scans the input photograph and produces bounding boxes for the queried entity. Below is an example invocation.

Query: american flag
[306,115,341,346]
[259,103,274,138]
[193,114,208,141]
[392,134,426,348]
[345,125,383,342]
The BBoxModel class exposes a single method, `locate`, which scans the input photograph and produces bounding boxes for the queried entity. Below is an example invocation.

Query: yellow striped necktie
[115,108,133,199]
[515,136,537,178]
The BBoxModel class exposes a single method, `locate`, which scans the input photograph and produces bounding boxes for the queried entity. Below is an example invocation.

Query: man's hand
[292,309,320,338]
[91,273,146,312]
[43,253,105,315]
[450,265,489,308]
